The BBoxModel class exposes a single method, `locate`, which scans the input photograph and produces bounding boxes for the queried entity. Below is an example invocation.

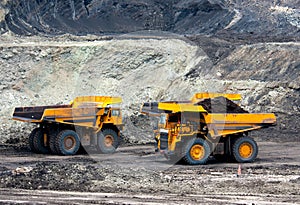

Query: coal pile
[0,162,104,191]
[0,160,163,194]
[196,96,248,113]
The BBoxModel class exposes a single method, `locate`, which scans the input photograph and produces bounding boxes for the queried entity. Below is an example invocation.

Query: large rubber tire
[28,128,40,153]
[97,129,119,154]
[55,130,80,156]
[182,138,211,165]
[232,136,258,163]
[32,128,50,154]
[49,132,59,154]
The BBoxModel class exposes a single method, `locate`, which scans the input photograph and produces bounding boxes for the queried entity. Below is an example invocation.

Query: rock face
[0,0,299,37]
[0,0,233,35]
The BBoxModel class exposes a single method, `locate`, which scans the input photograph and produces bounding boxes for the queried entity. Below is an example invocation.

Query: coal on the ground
[0,162,104,191]
[196,96,248,113]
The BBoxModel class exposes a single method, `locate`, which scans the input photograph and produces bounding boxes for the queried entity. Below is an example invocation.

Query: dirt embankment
[1,0,299,39]
[0,35,299,145]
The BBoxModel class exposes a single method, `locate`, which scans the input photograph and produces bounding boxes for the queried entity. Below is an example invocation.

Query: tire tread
[232,136,258,163]
[182,138,211,165]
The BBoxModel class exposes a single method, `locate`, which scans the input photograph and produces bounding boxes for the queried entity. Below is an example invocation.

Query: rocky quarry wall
[0,35,299,144]
[0,0,299,37]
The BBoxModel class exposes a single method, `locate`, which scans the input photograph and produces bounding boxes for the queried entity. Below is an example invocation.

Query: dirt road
[0,140,300,204]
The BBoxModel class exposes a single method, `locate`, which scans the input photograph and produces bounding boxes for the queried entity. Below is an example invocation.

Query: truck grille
[160,133,168,150]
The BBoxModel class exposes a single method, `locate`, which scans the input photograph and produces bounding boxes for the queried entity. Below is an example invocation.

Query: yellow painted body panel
[204,113,276,124]
[191,93,241,103]
[12,96,123,131]
[71,96,122,108]
[203,113,276,138]
[158,102,207,113]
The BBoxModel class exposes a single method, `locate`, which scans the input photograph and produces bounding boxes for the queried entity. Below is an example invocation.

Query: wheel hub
[64,136,76,150]
[239,142,253,158]
[190,144,205,160]
[104,135,114,147]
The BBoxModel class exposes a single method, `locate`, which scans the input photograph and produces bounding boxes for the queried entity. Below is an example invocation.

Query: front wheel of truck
[55,130,80,155]
[232,136,258,163]
[182,138,211,165]
[97,129,119,154]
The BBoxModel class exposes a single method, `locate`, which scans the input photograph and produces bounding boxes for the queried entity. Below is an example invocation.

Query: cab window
[112,110,120,116]
[160,114,166,124]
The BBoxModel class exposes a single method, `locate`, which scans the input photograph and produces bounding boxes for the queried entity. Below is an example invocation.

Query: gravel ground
[0,138,300,204]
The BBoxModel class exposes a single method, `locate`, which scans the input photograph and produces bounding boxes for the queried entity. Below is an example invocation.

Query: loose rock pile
[196,96,248,113]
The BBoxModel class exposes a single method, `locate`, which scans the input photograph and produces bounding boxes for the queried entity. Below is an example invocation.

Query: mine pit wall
[0,0,234,36]
[0,38,299,144]
[1,0,299,38]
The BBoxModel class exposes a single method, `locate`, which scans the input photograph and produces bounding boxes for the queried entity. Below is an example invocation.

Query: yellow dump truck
[12,96,123,155]
[141,93,276,165]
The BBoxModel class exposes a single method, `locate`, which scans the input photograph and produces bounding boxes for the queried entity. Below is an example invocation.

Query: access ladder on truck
[13,96,123,155]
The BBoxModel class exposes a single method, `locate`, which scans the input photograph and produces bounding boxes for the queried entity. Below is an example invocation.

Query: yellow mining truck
[141,93,276,165]
[12,96,123,155]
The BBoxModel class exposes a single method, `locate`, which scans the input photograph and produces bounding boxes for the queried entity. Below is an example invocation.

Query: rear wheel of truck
[49,132,59,154]
[32,128,50,154]
[232,136,258,163]
[55,130,80,155]
[182,138,211,165]
[28,128,40,153]
[97,129,119,154]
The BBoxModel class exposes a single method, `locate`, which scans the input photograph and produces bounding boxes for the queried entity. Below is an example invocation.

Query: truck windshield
[160,114,166,124]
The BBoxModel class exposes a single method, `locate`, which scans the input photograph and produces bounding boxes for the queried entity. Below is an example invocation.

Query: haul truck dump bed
[141,93,276,165]
[13,96,123,155]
